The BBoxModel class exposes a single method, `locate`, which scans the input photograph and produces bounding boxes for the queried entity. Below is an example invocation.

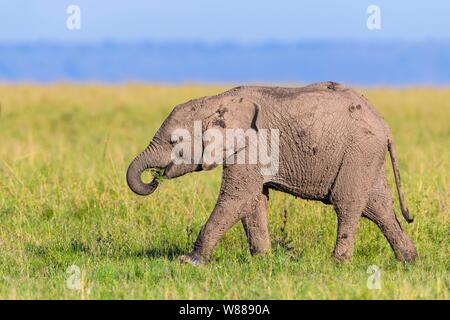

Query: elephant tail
[387,137,414,223]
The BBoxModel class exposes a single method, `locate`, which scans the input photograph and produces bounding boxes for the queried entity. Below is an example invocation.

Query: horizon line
[1,38,450,47]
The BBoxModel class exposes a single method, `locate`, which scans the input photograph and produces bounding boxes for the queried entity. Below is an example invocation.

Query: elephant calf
[127,82,417,265]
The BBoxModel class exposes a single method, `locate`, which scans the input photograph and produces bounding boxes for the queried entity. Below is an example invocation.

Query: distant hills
[0,41,449,85]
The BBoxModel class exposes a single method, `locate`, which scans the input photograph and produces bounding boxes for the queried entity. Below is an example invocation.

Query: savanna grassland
[0,84,448,299]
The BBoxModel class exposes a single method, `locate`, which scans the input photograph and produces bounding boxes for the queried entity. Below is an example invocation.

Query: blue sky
[1,0,449,43]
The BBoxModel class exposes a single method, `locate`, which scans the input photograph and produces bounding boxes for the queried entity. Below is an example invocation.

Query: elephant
[126,81,417,265]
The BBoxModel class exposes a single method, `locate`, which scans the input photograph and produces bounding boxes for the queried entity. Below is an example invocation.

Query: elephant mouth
[163,162,203,179]
[148,167,166,181]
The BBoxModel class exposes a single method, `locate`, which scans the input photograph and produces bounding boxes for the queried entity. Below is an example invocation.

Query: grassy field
[0,84,448,299]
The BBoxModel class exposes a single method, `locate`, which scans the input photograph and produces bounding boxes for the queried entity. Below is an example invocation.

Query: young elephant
[126,82,417,265]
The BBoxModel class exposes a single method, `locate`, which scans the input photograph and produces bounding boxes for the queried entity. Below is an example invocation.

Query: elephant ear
[201,96,262,170]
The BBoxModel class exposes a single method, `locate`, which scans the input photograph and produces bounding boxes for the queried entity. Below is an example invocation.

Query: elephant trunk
[126,145,160,196]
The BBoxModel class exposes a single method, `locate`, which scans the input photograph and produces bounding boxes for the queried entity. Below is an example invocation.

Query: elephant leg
[180,164,264,265]
[332,202,366,262]
[363,172,417,262]
[330,149,383,262]
[241,186,270,255]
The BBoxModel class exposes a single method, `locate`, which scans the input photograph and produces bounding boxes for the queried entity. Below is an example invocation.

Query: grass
[0,84,448,299]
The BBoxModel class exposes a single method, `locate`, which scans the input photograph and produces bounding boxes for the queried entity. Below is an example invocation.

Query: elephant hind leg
[241,186,271,255]
[363,172,417,262]
[330,177,372,262]
[331,200,367,262]
[329,145,385,262]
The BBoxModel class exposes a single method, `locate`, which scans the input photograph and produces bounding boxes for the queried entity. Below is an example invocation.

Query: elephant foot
[250,247,271,256]
[332,249,353,263]
[395,246,418,263]
[179,253,205,266]
[332,255,352,263]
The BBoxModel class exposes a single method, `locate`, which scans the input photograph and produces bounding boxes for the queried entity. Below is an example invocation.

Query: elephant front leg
[241,186,271,255]
[179,197,247,266]
[180,165,265,266]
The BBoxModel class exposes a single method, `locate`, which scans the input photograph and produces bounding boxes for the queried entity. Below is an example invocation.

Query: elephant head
[126,90,262,196]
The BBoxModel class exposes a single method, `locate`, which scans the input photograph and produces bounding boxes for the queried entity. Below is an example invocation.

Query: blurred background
[1,0,449,85]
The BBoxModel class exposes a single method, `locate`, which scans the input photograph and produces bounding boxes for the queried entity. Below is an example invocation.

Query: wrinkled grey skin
[127,82,417,265]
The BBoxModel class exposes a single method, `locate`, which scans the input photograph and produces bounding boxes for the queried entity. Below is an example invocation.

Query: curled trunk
[126,147,159,196]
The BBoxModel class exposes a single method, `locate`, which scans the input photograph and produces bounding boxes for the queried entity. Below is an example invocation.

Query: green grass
[0,84,448,299]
